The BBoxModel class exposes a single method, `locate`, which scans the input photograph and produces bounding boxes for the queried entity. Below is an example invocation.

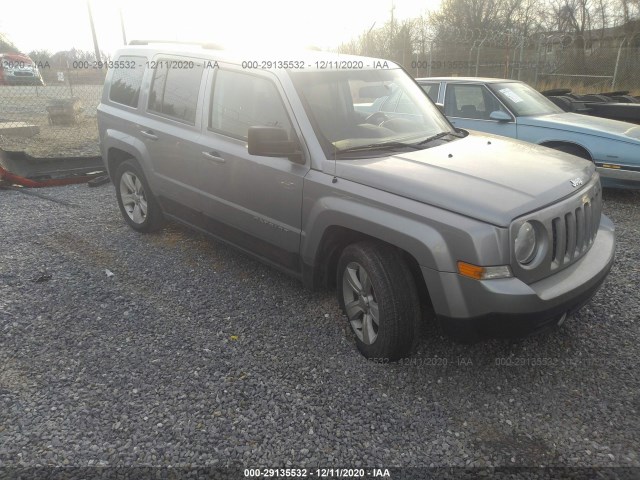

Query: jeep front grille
[510,174,602,284]
[550,186,601,270]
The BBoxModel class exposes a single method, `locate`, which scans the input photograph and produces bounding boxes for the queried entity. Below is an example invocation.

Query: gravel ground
[0,183,639,472]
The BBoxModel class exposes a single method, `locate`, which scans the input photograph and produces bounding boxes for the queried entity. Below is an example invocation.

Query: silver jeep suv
[97,42,615,360]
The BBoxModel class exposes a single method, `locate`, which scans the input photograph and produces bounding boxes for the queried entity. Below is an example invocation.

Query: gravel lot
[1,183,639,472]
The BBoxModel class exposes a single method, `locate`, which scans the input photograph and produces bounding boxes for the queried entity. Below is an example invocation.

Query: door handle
[139,130,158,140]
[202,151,226,164]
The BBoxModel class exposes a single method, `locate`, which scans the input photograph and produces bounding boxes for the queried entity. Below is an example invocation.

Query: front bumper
[422,214,615,339]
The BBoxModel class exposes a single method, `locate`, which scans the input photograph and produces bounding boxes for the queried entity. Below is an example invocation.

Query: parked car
[0,53,44,86]
[541,88,640,125]
[97,43,615,360]
[410,78,639,189]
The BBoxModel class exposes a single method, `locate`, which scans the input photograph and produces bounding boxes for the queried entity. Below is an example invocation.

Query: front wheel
[114,159,164,232]
[337,241,420,361]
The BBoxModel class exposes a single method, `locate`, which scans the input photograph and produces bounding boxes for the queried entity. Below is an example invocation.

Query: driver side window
[445,84,485,119]
[210,70,293,141]
[445,84,508,120]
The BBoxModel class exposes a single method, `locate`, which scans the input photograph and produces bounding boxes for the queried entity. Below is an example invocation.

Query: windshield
[489,82,564,116]
[290,68,454,158]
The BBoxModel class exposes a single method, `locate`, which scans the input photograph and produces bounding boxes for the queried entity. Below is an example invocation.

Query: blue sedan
[394,78,640,189]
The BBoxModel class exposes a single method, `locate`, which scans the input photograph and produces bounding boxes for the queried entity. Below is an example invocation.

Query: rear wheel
[114,159,164,232]
[337,241,420,361]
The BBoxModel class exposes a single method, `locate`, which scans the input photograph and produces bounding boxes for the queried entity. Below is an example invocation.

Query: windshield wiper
[336,141,424,154]
[415,131,458,145]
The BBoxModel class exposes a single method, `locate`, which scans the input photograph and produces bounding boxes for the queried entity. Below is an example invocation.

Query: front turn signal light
[457,261,512,280]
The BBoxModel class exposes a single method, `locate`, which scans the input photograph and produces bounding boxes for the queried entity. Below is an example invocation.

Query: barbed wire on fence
[414,25,639,50]
[364,24,640,92]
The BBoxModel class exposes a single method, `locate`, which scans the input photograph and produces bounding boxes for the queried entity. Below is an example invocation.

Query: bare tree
[429,0,503,32]
[28,50,53,66]
[0,32,20,54]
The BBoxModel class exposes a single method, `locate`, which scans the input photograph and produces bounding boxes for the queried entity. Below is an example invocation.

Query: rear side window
[109,56,146,107]
[148,58,205,124]
[210,70,293,140]
[420,83,439,102]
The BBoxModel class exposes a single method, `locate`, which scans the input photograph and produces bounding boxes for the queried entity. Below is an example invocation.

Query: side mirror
[435,102,445,114]
[248,126,303,163]
[489,110,512,122]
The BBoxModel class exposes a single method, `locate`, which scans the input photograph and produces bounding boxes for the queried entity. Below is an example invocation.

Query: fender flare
[303,196,456,273]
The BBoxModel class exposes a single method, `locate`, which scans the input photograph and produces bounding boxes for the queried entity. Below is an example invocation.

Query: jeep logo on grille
[570,177,583,188]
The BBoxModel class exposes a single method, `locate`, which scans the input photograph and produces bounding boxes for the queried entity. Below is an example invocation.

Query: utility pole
[87,0,101,61]
[390,1,396,35]
[119,8,127,45]
[367,22,376,56]
[390,1,395,60]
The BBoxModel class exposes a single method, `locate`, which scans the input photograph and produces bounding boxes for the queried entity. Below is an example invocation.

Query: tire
[114,159,164,232]
[548,144,591,161]
[337,241,420,361]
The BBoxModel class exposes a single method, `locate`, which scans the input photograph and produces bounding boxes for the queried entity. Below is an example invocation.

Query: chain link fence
[402,28,640,93]
[2,27,640,159]
[0,64,104,158]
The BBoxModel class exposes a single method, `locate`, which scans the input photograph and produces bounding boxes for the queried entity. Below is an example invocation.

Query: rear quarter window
[420,83,439,102]
[109,56,146,108]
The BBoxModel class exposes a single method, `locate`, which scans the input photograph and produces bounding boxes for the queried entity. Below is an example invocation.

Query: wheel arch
[103,130,152,180]
[107,147,135,181]
[539,140,593,161]
[307,225,433,310]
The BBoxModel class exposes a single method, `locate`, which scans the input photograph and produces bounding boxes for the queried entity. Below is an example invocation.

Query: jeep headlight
[515,221,537,264]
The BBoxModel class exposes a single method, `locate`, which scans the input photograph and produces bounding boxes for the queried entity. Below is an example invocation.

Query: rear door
[138,55,206,203]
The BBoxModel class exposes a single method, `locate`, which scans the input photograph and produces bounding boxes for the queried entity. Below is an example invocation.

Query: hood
[334,132,595,227]
[519,112,640,142]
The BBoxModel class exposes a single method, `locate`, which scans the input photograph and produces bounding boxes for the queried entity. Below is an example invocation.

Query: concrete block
[0,122,40,137]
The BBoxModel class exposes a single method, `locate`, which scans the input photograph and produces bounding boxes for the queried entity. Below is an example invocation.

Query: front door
[196,67,309,272]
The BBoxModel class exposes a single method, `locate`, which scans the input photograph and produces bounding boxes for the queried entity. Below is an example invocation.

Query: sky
[0,0,442,56]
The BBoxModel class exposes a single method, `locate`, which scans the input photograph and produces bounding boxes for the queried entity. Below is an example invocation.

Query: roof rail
[128,40,223,50]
